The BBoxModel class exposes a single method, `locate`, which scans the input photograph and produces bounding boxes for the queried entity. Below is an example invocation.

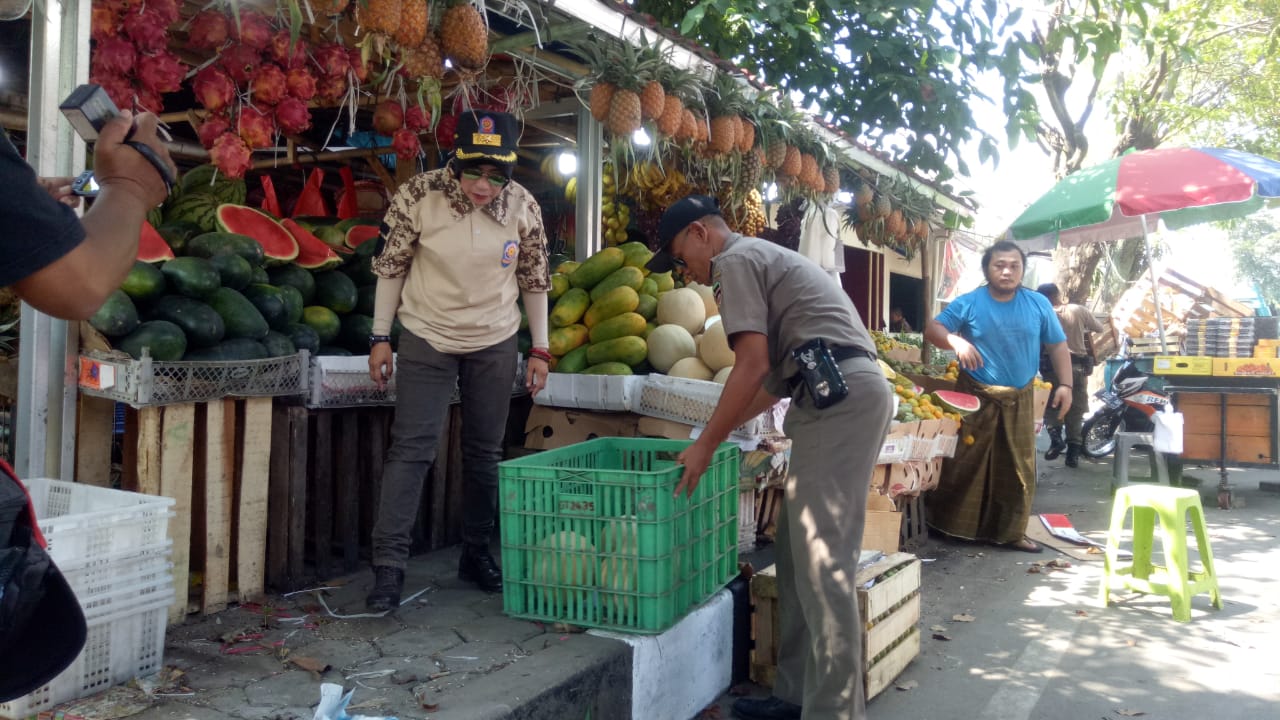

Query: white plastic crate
[78,349,309,407]
[306,353,527,408]
[24,478,174,568]
[636,374,782,438]
[0,593,172,718]
[535,374,645,412]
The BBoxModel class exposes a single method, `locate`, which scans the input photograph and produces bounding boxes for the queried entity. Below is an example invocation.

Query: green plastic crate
[498,437,739,633]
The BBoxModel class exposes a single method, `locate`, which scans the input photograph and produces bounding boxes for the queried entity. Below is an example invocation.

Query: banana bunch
[601,168,630,246]
[564,176,578,204]
[540,153,568,186]
[630,160,692,211]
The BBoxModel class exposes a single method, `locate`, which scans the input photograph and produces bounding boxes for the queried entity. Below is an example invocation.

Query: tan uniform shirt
[1056,303,1104,357]
[372,168,550,354]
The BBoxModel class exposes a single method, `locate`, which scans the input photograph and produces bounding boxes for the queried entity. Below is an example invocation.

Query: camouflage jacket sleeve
[371,177,426,279]
[514,193,551,292]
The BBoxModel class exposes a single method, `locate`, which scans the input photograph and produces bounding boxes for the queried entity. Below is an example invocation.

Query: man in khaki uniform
[649,195,893,720]
[1036,283,1103,467]
[364,111,552,611]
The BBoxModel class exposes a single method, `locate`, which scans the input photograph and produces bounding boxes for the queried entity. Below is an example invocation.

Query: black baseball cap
[646,194,722,273]
[0,473,88,702]
[453,110,520,177]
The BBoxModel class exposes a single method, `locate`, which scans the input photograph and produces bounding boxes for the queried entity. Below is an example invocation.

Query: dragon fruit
[251,63,288,106]
[197,113,232,149]
[348,48,370,83]
[124,8,171,52]
[134,87,164,113]
[220,43,263,85]
[315,74,349,104]
[91,6,120,40]
[373,101,404,136]
[404,103,431,132]
[187,10,230,50]
[274,96,312,135]
[147,0,180,26]
[211,132,253,179]
[269,30,309,68]
[392,128,421,161]
[91,72,135,111]
[233,10,274,50]
[193,66,237,112]
[94,37,136,76]
[313,44,350,78]
[137,50,185,94]
[238,106,276,149]
[435,112,458,150]
[286,67,317,101]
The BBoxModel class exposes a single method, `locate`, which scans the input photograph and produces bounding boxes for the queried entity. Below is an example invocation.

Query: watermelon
[282,218,343,270]
[163,193,221,232]
[215,204,299,265]
[312,225,348,251]
[138,220,175,262]
[933,390,981,416]
[177,164,247,205]
[344,223,381,249]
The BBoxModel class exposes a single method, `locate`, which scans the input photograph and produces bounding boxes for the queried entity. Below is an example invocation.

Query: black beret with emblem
[453,110,520,173]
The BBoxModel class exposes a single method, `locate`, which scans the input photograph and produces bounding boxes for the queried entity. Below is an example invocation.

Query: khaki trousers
[774,357,894,719]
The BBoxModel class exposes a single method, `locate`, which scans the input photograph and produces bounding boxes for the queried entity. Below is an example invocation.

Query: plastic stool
[1099,485,1222,622]
[1112,431,1170,491]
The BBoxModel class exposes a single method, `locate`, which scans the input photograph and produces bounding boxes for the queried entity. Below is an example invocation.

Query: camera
[71,170,99,198]
[791,339,849,409]
[59,84,119,142]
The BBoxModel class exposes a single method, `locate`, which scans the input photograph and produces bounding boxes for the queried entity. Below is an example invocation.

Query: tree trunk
[1054,243,1105,304]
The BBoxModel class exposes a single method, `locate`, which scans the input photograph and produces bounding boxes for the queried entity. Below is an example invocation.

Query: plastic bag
[336,166,359,219]
[293,168,331,217]
[1152,407,1184,455]
[312,682,397,720]
[260,175,282,217]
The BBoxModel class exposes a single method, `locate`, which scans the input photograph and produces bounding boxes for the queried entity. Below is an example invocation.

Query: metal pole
[16,0,89,480]
[1141,215,1168,353]
[574,107,603,261]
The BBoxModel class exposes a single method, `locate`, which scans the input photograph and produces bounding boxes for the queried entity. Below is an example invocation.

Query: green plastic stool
[1099,485,1222,622]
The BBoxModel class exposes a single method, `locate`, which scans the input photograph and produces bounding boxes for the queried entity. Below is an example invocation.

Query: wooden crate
[118,398,272,624]
[1175,391,1275,466]
[750,553,921,699]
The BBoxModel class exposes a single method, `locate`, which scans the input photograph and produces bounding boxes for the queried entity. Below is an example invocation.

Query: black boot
[1065,442,1081,468]
[366,565,404,611]
[1044,427,1066,460]
[459,543,503,593]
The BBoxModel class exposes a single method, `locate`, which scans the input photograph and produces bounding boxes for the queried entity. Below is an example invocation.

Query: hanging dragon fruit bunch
[90,0,185,113]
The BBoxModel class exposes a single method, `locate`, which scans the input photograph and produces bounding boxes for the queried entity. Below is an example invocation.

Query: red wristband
[528,348,553,363]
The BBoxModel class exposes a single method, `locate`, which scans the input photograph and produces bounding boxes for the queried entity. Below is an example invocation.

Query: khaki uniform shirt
[711,234,876,397]
[1057,303,1104,357]
[372,168,550,354]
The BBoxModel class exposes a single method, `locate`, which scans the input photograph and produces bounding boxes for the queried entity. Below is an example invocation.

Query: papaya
[651,270,676,293]
[582,361,632,375]
[586,335,648,367]
[555,260,581,276]
[582,285,640,328]
[549,288,590,328]
[556,344,591,374]
[549,273,570,301]
[568,247,625,289]
[548,324,589,357]
[588,265,645,302]
[635,293,658,321]
[639,278,658,297]
[588,312,647,345]
[618,241,654,270]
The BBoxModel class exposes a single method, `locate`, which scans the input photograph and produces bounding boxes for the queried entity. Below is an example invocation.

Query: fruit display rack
[305,353,529,409]
[77,349,309,408]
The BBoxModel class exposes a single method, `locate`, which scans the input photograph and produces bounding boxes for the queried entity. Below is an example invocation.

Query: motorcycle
[1080,353,1172,459]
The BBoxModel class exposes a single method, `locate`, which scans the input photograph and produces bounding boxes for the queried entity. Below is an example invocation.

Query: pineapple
[657,95,683,138]
[590,82,616,123]
[640,81,665,122]
[607,88,642,137]
[709,115,738,155]
[678,108,697,142]
[395,0,429,48]
[403,34,445,80]
[738,119,755,153]
[781,145,801,177]
[823,166,840,195]
[441,2,488,70]
[693,111,709,143]
[800,154,819,190]
[875,193,892,219]
[766,142,787,170]
[742,145,763,190]
[358,0,402,35]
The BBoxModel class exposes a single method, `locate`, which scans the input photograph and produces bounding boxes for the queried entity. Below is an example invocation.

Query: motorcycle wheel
[1082,414,1123,458]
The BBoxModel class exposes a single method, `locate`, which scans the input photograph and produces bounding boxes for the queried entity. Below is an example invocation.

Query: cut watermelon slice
[282,218,343,270]
[138,220,176,262]
[344,223,381,249]
[933,390,981,415]
[215,204,299,265]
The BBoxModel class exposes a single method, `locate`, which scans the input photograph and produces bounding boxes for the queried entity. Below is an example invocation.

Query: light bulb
[557,151,577,176]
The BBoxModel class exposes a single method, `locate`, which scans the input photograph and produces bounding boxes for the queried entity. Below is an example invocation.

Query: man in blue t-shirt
[923,241,1072,552]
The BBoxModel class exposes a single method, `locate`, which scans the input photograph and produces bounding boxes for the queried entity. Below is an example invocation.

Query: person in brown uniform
[365,111,552,611]
[648,195,894,720]
[1036,283,1103,467]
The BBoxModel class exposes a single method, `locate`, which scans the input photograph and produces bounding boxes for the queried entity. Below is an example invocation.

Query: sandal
[1007,537,1044,553]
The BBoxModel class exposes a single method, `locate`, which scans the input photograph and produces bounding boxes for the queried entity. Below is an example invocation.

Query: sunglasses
[460,168,510,188]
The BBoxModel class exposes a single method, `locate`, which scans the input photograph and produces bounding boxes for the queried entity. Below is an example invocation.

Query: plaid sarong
[925,374,1037,545]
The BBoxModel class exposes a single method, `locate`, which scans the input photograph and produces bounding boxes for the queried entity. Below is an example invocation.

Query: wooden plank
[134,407,163,495]
[267,404,292,589]
[858,554,921,621]
[335,411,361,573]
[312,411,334,579]
[864,593,920,663]
[202,399,235,614]
[287,407,309,588]
[121,407,139,490]
[866,628,920,700]
[236,398,272,603]
[74,395,115,487]
[159,403,195,625]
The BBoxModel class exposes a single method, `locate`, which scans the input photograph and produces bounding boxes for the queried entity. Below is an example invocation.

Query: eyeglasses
[460,168,510,188]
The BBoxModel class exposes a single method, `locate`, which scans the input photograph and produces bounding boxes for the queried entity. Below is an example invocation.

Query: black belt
[831,345,878,363]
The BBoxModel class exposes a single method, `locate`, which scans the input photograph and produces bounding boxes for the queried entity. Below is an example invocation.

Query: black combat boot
[366,566,404,611]
[458,543,503,593]
[1065,442,1082,468]
[1044,426,1067,460]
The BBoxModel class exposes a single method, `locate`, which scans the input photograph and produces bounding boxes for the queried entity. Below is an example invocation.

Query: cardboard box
[1212,358,1280,377]
[903,372,957,394]
[750,553,921,699]
[636,415,698,440]
[884,347,923,364]
[862,492,902,555]
[1152,355,1214,376]
[523,406,640,450]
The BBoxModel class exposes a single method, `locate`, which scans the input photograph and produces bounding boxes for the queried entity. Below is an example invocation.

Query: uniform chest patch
[500,240,519,268]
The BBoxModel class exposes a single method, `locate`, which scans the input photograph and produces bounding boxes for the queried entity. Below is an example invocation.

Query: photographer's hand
[94,110,175,209]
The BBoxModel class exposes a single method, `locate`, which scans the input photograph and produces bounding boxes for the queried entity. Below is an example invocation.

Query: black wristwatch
[368,334,392,348]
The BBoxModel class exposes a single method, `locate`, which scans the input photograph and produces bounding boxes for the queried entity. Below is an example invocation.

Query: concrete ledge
[591,589,734,720]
